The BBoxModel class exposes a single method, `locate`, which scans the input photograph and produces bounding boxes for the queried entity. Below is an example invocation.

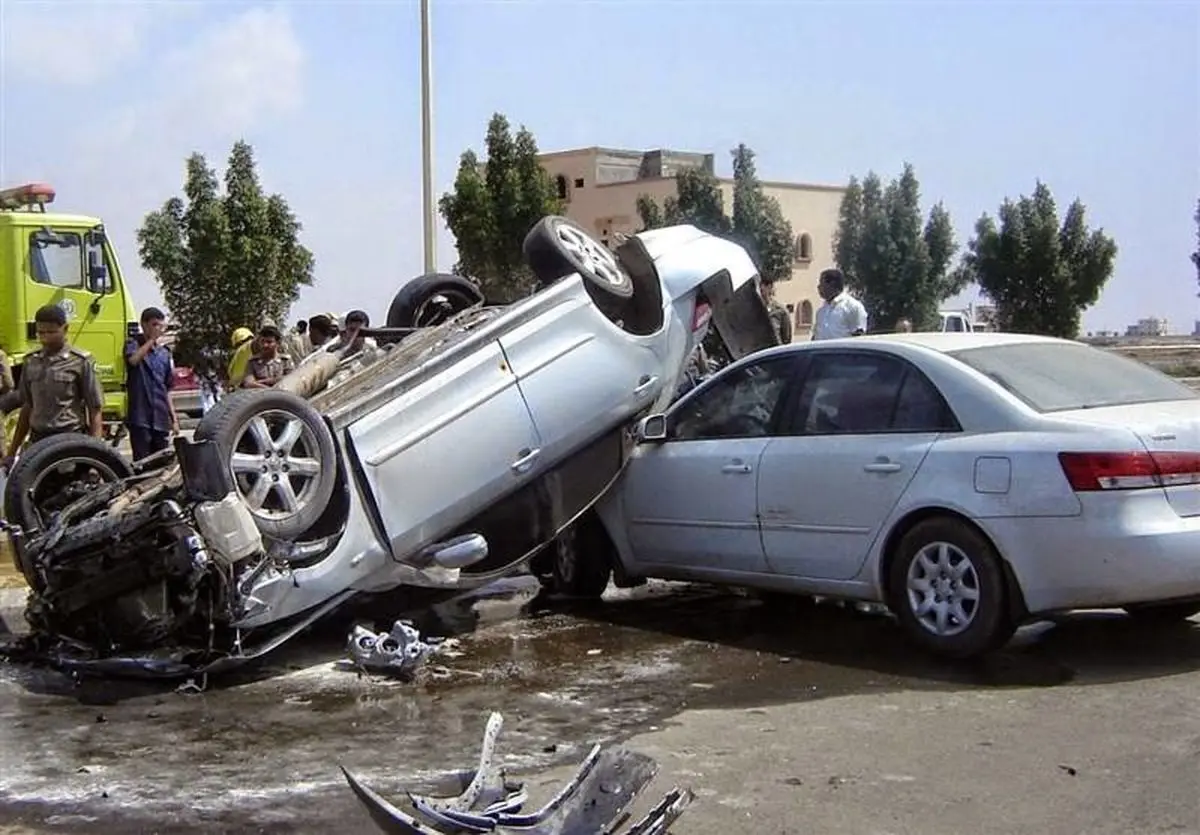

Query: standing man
[227,327,255,392]
[812,268,869,341]
[760,279,793,345]
[306,314,337,354]
[3,305,104,470]
[242,325,295,388]
[895,318,913,333]
[125,306,179,462]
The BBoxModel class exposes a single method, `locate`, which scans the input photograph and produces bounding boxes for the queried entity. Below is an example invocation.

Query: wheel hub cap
[229,411,323,520]
[905,541,981,637]
[555,224,624,288]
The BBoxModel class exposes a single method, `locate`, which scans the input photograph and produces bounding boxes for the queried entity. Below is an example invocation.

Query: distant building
[536,146,846,339]
[1193,320,1200,337]
[1125,317,1170,337]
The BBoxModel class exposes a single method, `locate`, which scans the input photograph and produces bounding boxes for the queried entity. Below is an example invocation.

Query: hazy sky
[2,0,1196,333]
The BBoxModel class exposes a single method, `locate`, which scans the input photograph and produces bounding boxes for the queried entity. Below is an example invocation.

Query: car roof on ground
[783,331,1069,354]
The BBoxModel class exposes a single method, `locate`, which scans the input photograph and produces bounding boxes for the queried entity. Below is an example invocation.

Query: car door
[497,289,663,468]
[756,350,956,581]
[620,354,804,572]
[345,340,543,557]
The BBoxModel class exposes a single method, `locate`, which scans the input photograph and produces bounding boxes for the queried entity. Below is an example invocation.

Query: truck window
[29,231,84,289]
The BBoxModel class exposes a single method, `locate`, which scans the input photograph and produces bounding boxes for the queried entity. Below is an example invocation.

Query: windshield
[948,342,1198,412]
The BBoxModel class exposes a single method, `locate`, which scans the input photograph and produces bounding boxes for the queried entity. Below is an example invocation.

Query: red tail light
[1058,451,1200,491]
[691,301,712,332]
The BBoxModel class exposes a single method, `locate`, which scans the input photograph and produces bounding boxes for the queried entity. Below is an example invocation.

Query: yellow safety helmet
[231,327,254,348]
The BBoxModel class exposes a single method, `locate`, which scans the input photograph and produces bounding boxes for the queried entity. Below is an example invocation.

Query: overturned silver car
[0,217,776,675]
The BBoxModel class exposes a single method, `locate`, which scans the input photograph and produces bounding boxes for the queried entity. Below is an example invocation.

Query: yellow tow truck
[0,183,138,444]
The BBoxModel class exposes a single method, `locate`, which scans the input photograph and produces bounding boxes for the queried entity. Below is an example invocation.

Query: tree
[1192,198,1199,295]
[137,140,313,368]
[637,167,730,235]
[439,113,563,303]
[730,144,794,283]
[833,164,962,331]
[956,181,1117,337]
[637,144,793,283]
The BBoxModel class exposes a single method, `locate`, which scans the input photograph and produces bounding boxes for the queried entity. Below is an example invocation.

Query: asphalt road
[0,580,1197,833]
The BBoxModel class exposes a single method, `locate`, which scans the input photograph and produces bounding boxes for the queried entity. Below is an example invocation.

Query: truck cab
[938,310,974,333]
[0,183,137,438]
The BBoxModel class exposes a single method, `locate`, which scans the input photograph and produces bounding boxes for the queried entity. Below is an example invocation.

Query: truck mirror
[86,226,107,247]
[87,249,110,293]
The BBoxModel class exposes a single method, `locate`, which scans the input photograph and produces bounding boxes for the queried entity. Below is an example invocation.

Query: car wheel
[546,513,613,599]
[1123,602,1200,625]
[523,216,635,300]
[194,389,338,540]
[2,434,133,534]
[886,517,1015,659]
[386,273,485,329]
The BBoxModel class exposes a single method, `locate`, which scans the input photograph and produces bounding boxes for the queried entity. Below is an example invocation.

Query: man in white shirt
[812,268,868,340]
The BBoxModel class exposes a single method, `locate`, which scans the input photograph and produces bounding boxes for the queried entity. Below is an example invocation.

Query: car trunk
[704,277,779,361]
[1057,399,1200,517]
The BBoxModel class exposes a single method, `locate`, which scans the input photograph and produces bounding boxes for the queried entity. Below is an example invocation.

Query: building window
[555,175,569,200]
[574,177,585,188]
[796,233,813,262]
[797,299,814,328]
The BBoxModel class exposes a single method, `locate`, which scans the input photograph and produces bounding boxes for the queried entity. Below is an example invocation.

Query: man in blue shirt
[124,306,179,461]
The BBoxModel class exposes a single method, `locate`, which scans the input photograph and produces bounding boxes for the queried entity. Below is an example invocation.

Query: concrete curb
[0,587,28,636]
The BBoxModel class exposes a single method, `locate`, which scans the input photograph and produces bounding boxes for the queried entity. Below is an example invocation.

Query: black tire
[194,389,338,540]
[544,513,613,599]
[386,273,485,329]
[1123,602,1200,625]
[523,216,634,299]
[3,434,132,533]
[886,517,1015,659]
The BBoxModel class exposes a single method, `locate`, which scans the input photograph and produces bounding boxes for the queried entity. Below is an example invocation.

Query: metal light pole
[419,0,437,274]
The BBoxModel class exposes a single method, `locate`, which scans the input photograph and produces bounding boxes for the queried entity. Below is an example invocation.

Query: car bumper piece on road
[342,710,693,834]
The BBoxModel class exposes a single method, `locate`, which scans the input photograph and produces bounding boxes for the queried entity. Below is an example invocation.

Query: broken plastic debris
[346,620,443,677]
[340,711,693,834]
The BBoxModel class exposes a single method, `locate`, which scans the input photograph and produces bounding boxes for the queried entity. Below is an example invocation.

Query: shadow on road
[531,583,1200,696]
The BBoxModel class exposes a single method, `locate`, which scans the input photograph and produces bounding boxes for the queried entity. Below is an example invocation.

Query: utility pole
[420,0,437,273]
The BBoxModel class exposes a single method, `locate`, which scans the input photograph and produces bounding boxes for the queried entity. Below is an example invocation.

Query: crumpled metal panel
[341,711,693,834]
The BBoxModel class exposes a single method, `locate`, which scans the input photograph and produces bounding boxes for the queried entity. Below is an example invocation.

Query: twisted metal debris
[341,712,693,834]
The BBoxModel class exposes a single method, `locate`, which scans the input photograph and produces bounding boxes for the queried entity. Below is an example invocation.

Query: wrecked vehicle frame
[0,217,777,678]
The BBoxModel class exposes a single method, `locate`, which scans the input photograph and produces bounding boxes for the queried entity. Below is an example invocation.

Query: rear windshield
[948,342,1198,413]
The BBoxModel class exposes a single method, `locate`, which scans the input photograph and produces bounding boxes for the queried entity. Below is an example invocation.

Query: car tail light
[691,301,712,332]
[1058,451,1200,491]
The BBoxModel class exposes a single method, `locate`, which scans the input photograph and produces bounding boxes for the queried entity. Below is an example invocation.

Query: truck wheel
[386,273,485,329]
[524,216,634,301]
[3,434,132,533]
[544,513,613,599]
[194,389,338,540]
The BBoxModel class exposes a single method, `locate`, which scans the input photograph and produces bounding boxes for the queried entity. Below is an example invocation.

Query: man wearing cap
[227,327,256,391]
[242,325,295,388]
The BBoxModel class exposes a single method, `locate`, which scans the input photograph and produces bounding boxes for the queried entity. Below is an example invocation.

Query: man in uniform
[760,279,793,345]
[2,304,104,471]
[242,325,295,388]
[124,306,179,461]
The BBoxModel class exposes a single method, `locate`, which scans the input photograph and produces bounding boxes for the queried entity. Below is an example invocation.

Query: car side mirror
[637,414,668,443]
[87,249,110,294]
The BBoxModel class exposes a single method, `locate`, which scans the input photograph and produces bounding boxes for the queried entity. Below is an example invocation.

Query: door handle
[722,463,753,474]
[511,447,542,474]
[634,375,659,396]
[864,462,903,474]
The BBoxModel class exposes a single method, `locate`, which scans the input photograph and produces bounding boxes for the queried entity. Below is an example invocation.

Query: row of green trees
[135,120,1195,361]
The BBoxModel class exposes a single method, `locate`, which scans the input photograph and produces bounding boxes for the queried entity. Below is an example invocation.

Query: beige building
[537,146,846,338]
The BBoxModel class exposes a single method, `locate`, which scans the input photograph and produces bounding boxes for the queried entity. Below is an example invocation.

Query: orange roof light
[0,183,56,212]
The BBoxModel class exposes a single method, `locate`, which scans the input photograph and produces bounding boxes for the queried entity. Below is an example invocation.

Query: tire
[193,389,338,540]
[1123,602,1200,625]
[386,273,485,329]
[886,517,1016,659]
[523,216,634,300]
[544,513,613,599]
[3,434,133,533]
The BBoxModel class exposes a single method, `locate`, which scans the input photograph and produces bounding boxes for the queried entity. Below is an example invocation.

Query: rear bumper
[983,492,1200,614]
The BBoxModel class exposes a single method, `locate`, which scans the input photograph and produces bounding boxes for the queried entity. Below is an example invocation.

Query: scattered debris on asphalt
[341,711,693,834]
[346,620,444,679]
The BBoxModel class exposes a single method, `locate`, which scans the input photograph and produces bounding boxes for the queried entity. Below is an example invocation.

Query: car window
[670,356,797,441]
[949,342,1197,412]
[29,231,85,289]
[789,352,956,435]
